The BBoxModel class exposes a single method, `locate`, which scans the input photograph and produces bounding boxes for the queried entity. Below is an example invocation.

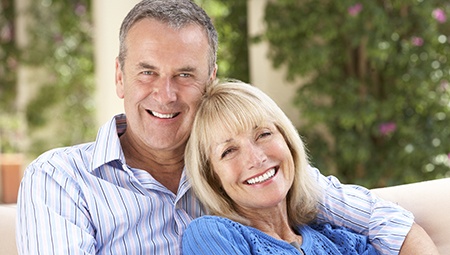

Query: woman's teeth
[246,168,276,185]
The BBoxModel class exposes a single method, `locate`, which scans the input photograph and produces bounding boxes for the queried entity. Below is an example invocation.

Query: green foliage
[22,0,95,156]
[196,0,249,82]
[0,1,18,110]
[264,0,450,187]
[0,1,20,153]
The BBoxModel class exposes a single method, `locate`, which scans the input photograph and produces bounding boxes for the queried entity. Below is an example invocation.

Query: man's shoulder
[28,142,95,175]
[34,142,94,162]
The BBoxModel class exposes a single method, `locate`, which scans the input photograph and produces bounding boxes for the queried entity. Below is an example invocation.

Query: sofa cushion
[373,178,450,254]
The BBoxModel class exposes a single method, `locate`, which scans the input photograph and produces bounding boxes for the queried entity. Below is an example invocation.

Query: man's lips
[245,167,278,185]
[147,110,180,119]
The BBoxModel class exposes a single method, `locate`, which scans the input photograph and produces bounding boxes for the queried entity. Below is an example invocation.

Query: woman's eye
[221,148,235,159]
[258,131,272,139]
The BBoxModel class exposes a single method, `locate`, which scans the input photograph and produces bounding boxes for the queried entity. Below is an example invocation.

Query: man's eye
[142,71,153,75]
[179,73,191,78]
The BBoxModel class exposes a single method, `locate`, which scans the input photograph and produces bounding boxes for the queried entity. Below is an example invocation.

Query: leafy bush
[0,1,20,153]
[263,0,450,187]
[21,0,95,156]
[196,0,249,82]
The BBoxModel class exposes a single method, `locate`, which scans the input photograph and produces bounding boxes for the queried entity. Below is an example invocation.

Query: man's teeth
[246,168,276,185]
[151,111,176,119]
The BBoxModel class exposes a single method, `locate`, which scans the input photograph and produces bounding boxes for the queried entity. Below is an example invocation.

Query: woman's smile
[245,167,278,185]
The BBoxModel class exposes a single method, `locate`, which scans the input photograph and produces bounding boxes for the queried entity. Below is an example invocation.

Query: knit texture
[182,216,379,255]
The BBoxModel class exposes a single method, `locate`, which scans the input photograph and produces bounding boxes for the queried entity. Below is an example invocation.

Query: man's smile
[147,110,180,119]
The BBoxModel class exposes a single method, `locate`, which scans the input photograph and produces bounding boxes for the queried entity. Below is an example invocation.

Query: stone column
[247,0,303,127]
[92,0,139,126]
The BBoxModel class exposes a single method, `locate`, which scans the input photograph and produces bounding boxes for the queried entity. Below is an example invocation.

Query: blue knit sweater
[182,216,378,255]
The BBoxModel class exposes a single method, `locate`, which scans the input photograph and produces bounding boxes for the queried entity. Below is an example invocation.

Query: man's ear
[210,64,218,81]
[115,57,125,99]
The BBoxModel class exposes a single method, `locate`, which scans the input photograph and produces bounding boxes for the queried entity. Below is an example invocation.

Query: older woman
[181,80,379,254]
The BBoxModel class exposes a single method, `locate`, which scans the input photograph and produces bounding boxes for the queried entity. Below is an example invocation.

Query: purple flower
[0,23,13,42]
[438,80,449,92]
[348,3,363,17]
[411,36,424,46]
[379,122,397,135]
[75,4,87,16]
[53,33,64,43]
[7,57,17,70]
[432,8,447,23]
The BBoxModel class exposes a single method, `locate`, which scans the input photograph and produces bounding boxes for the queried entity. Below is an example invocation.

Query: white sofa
[2,178,449,254]
[373,177,450,254]
[0,204,18,255]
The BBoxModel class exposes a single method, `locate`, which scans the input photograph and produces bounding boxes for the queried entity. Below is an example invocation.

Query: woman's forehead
[207,119,274,142]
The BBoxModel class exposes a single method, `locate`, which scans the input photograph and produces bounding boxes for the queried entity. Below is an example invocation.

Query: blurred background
[1,0,450,203]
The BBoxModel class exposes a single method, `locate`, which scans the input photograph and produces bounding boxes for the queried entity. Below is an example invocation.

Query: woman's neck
[239,204,302,244]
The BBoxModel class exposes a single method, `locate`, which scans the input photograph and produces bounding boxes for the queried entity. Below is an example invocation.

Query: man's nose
[152,78,177,104]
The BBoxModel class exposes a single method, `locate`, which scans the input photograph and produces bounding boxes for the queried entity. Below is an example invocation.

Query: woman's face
[209,122,295,213]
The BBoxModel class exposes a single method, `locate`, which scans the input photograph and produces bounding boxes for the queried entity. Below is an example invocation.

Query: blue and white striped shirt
[16,114,414,255]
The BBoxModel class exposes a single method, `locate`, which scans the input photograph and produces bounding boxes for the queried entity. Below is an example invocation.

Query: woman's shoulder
[182,216,253,254]
[187,215,246,233]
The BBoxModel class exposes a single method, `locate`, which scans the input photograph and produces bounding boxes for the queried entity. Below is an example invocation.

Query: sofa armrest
[372,178,450,255]
[0,204,18,255]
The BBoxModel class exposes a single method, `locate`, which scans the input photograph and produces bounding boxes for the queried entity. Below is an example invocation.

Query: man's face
[116,18,216,153]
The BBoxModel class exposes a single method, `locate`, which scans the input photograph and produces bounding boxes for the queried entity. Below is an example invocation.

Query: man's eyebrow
[136,62,196,73]
[137,62,156,70]
[177,66,196,73]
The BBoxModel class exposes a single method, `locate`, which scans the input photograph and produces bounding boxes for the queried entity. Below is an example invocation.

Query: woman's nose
[246,143,267,169]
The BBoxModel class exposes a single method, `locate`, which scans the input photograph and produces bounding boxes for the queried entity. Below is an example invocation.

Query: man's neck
[120,133,185,194]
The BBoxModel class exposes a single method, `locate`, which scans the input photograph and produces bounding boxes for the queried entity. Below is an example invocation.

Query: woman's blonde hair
[185,79,321,227]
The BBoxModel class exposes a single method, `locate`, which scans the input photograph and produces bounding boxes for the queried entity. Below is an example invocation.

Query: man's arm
[309,166,437,255]
[16,159,96,254]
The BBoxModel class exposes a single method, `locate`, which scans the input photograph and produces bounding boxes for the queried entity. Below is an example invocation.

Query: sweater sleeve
[310,166,414,255]
[306,223,379,255]
[182,216,250,255]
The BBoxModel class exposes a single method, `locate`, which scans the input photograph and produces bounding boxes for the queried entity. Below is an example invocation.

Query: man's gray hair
[118,0,218,75]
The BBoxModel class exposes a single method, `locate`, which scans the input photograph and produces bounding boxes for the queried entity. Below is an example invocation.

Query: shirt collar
[90,114,127,172]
